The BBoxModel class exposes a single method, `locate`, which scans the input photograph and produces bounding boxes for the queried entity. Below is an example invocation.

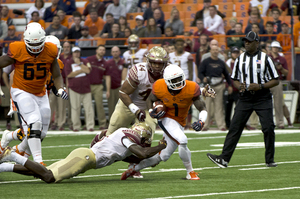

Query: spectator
[249,0,278,17]
[271,7,282,34]
[143,0,164,21]
[83,0,106,18]
[161,41,170,53]
[58,0,76,15]
[164,8,183,36]
[269,41,293,128]
[29,11,46,29]
[201,39,225,61]
[162,26,175,46]
[44,0,63,22]
[245,13,265,34]
[192,0,225,26]
[86,45,111,129]
[276,22,291,52]
[251,23,262,37]
[265,40,273,55]
[204,6,225,35]
[106,46,124,119]
[294,15,300,47]
[65,46,94,131]
[192,19,212,53]
[1,6,13,26]
[144,17,162,44]
[120,0,139,13]
[137,0,150,13]
[124,27,132,38]
[183,31,192,52]
[168,44,175,53]
[226,17,237,35]
[281,0,300,16]
[26,0,45,21]
[0,20,8,40]
[67,15,82,43]
[224,46,240,129]
[100,13,114,37]
[84,9,105,37]
[196,34,210,71]
[261,21,276,43]
[132,15,146,38]
[119,16,129,34]
[57,10,68,28]
[105,23,125,46]
[3,25,20,54]
[45,15,68,39]
[153,8,165,34]
[227,22,244,48]
[78,26,97,47]
[103,0,126,22]
[247,6,264,28]
[199,45,232,131]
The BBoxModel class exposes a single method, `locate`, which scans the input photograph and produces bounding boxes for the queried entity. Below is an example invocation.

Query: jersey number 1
[24,63,47,80]
[173,103,178,116]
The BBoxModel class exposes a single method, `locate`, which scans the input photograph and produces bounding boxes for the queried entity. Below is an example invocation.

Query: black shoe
[266,162,277,167]
[207,153,228,168]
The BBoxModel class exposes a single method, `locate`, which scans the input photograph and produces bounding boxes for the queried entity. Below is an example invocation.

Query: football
[153,101,167,113]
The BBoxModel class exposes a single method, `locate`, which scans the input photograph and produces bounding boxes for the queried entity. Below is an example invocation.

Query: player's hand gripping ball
[150,101,166,119]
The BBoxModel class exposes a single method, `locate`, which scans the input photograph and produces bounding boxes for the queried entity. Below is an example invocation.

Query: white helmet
[23,22,46,54]
[45,35,61,58]
[163,64,186,90]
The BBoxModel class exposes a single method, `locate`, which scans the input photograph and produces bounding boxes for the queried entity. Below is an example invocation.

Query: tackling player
[0,23,68,165]
[0,123,167,183]
[121,64,215,180]
[122,34,148,81]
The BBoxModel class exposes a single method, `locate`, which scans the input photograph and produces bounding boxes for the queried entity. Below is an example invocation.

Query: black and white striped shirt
[231,51,279,86]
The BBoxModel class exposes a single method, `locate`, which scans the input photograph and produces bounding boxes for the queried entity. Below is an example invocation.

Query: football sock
[178,144,193,173]
[24,148,31,158]
[0,163,14,172]
[17,138,28,152]
[7,129,20,141]
[28,138,43,163]
[134,154,161,171]
[10,151,27,166]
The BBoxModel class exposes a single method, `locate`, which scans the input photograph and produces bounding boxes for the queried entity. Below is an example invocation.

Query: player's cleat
[186,171,200,180]
[266,162,277,167]
[12,145,25,156]
[121,169,137,180]
[207,153,228,168]
[1,130,11,150]
[0,147,12,163]
[132,171,144,178]
[40,162,47,166]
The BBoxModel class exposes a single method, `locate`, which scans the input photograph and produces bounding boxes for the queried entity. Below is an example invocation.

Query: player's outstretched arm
[51,59,68,100]
[192,96,207,131]
[0,55,15,69]
[128,138,167,159]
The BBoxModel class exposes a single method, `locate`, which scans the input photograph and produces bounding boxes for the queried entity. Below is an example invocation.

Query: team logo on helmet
[146,46,169,76]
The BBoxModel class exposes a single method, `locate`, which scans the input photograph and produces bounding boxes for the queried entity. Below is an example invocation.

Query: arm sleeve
[66,0,76,15]
[122,137,136,148]
[120,5,126,17]
[178,20,184,35]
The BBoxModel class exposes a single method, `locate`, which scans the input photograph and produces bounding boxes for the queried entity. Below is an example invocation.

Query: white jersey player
[0,123,167,183]
[122,34,148,80]
[250,0,270,17]
[107,46,169,137]
[169,38,194,80]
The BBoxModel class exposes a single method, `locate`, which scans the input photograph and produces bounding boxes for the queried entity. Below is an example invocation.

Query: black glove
[192,120,204,131]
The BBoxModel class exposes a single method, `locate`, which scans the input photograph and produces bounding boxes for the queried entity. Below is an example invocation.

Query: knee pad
[27,122,42,139]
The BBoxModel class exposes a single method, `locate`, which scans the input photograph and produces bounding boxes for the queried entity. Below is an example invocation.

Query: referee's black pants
[220,91,276,164]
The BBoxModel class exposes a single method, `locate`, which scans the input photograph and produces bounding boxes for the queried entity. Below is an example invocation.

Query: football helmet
[130,122,152,145]
[127,34,140,51]
[146,46,169,76]
[45,35,61,58]
[163,64,186,90]
[23,22,46,54]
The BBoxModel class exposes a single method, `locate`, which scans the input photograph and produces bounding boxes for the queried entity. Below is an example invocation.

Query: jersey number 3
[24,63,47,80]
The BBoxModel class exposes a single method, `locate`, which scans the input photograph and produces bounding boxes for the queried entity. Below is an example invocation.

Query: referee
[207,31,279,168]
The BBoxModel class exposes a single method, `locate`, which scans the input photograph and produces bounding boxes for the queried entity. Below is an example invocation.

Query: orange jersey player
[121,64,216,181]
[0,23,67,165]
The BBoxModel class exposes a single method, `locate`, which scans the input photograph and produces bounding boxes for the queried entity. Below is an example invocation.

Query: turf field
[0,128,300,199]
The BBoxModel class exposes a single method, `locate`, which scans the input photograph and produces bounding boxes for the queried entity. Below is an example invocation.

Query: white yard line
[239,167,269,171]
[145,187,300,199]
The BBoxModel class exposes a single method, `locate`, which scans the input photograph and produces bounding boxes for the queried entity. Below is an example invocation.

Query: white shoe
[1,130,11,151]
[0,147,12,163]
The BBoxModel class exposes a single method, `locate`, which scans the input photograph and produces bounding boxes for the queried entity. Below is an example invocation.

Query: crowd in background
[0,0,299,131]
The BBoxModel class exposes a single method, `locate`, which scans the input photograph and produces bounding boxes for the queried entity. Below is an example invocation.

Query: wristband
[199,110,208,122]
[149,109,153,113]
[129,103,139,114]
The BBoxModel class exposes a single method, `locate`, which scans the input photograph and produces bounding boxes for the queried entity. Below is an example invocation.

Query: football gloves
[135,109,146,122]
[57,88,68,100]
[192,120,204,131]
[150,108,165,119]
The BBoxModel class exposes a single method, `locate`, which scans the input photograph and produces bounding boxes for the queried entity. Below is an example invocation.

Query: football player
[122,34,148,81]
[121,64,215,180]
[0,23,67,165]
[0,123,167,183]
